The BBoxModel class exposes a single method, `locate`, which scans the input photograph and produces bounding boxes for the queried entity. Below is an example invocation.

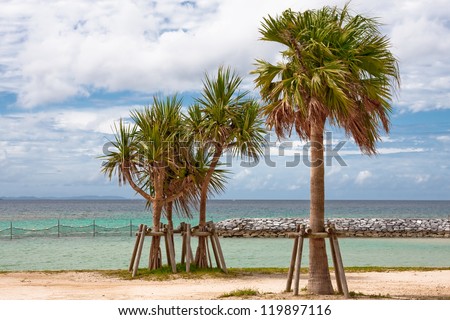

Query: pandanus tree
[187,67,267,268]
[252,4,400,294]
[161,139,228,231]
[101,95,200,269]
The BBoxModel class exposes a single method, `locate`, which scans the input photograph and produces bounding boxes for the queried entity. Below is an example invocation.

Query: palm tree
[102,95,198,270]
[252,4,400,294]
[187,67,267,267]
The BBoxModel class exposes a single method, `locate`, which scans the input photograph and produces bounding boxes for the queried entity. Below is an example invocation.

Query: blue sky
[0,0,449,200]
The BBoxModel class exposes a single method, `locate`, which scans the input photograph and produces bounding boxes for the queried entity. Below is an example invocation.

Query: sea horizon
[2,196,450,201]
[1,199,450,221]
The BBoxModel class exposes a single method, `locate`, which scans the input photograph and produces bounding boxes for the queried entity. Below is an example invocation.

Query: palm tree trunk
[308,121,334,294]
[196,147,222,268]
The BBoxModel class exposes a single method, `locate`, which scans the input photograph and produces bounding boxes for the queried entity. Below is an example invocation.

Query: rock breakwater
[216,218,450,238]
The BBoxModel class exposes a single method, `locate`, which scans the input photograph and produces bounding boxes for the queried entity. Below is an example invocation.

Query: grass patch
[3,266,448,279]
[343,266,450,273]
[228,267,303,274]
[86,266,450,281]
[102,263,235,281]
[349,291,391,299]
[229,266,450,275]
[219,288,260,298]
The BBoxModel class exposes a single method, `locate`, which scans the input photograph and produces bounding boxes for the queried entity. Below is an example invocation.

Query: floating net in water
[0,220,139,239]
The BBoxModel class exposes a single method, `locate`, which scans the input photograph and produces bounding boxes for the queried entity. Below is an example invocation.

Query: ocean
[1,199,449,271]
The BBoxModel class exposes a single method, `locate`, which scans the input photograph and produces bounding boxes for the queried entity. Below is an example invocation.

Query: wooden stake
[209,233,222,269]
[329,232,343,294]
[331,232,349,298]
[206,236,212,268]
[206,222,227,272]
[180,224,186,265]
[212,232,227,273]
[129,224,143,272]
[286,225,301,292]
[164,226,171,266]
[185,224,192,272]
[293,233,304,295]
[166,227,177,273]
[132,224,147,277]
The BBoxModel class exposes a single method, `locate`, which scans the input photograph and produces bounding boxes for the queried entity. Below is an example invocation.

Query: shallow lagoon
[1,236,449,271]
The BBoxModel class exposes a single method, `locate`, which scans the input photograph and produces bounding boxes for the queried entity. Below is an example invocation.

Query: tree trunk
[149,232,161,270]
[166,201,175,260]
[149,170,164,270]
[196,147,222,268]
[308,121,334,295]
[166,201,174,231]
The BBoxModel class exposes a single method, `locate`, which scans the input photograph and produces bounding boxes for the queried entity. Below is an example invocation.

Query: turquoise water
[1,199,450,221]
[1,236,449,271]
[0,200,449,270]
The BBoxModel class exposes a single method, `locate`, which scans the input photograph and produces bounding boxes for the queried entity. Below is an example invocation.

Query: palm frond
[252,4,400,153]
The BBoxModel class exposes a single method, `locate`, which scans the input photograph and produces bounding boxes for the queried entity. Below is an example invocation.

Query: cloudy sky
[0,0,449,200]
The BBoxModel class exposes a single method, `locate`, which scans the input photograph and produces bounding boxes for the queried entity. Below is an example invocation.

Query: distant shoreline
[1,197,450,201]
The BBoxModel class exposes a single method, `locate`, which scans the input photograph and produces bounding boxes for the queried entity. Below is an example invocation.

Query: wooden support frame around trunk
[129,224,177,277]
[180,221,227,273]
[129,222,227,276]
[286,223,349,298]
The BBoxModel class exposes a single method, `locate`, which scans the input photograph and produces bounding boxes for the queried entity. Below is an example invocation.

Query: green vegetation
[219,288,260,298]
[349,291,391,299]
[343,266,450,273]
[229,267,297,274]
[101,264,235,281]
[97,266,450,281]
[2,266,448,278]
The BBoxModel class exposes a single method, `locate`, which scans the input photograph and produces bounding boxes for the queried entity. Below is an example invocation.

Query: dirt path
[0,270,449,300]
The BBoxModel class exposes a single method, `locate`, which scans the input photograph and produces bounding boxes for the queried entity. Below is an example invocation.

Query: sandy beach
[1,270,449,300]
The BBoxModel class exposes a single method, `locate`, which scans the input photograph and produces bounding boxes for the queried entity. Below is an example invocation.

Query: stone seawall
[216,218,450,238]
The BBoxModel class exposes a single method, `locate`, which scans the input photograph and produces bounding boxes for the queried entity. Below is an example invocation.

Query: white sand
[0,270,449,300]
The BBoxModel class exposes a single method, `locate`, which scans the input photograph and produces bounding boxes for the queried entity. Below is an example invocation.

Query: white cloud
[355,170,372,185]
[326,166,341,177]
[383,1,450,112]
[230,169,275,191]
[377,148,425,155]
[334,147,425,156]
[341,174,350,182]
[0,106,135,197]
[1,105,449,199]
[52,107,131,134]
[233,168,251,181]
[436,136,450,143]
[414,174,430,184]
[1,0,450,200]
[380,136,402,143]
[0,0,449,112]
[1,0,303,108]
[397,174,431,184]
